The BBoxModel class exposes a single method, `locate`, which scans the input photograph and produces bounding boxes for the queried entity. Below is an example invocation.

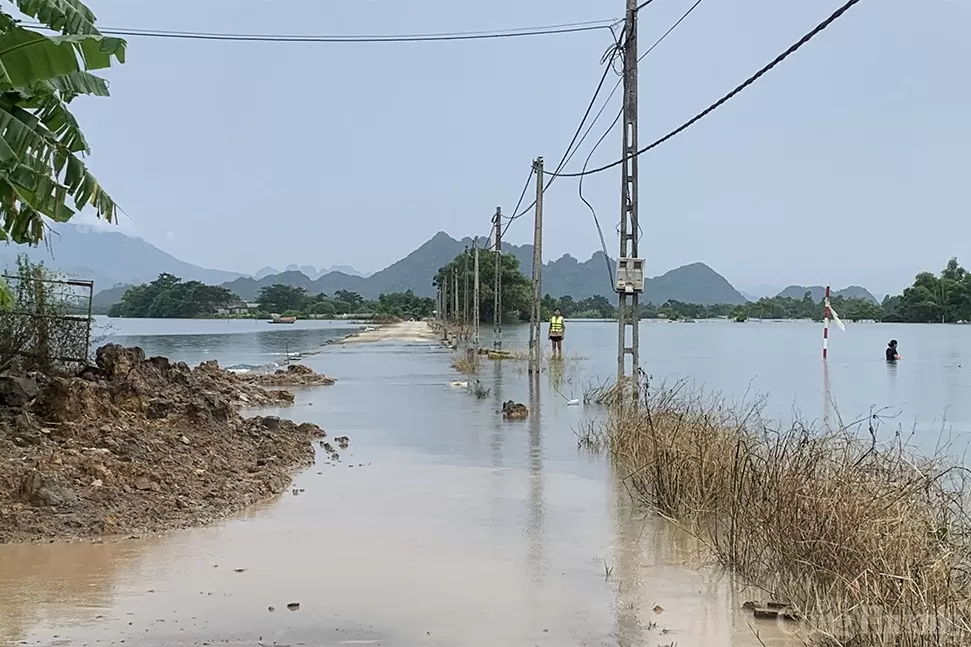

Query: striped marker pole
[822,285,831,360]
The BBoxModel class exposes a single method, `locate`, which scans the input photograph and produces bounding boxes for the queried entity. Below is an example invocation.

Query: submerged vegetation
[450,354,477,375]
[601,380,971,646]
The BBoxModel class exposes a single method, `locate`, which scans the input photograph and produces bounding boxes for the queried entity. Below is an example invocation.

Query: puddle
[0,343,798,646]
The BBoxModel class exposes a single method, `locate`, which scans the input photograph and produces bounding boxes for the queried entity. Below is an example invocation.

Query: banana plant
[0,0,125,307]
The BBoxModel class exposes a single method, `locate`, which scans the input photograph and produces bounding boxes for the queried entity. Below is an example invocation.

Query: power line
[500,168,535,240]
[500,0,699,252]
[568,0,708,291]
[640,0,705,63]
[20,18,619,43]
[558,31,626,175]
[561,0,705,174]
[504,25,624,225]
[579,108,624,291]
[548,38,624,184]
[546,0,865,179]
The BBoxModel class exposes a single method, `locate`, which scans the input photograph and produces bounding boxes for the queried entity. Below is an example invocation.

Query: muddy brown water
[11,316,969,646]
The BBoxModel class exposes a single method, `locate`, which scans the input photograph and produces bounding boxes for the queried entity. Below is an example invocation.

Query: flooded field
[2,319,969,646]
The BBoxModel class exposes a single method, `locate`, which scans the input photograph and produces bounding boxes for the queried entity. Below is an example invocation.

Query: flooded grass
[574,419,608,452]
[450,355,478,374]
[608,379,971,647]
[583,379,625,407]
[470,380,490,399]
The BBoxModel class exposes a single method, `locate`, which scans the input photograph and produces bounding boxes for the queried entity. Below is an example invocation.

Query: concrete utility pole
[452,267,458,327]
[439,280,446,321]
[528,157,544,374]
[438,282,448,341]
[617,0,642,403]
[473,244,481,349]
[462,247,469,326]
[492,207,503,350]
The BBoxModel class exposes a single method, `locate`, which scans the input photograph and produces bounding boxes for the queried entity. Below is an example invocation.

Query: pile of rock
[0,344,345,543]
[243,364,337,388]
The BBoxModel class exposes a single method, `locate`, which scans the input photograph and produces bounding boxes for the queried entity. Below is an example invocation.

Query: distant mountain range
[254,264,369,280]
[218,232,747,305]
[3,225,880,309]
[0,225,245,288]
[776,285,879,304]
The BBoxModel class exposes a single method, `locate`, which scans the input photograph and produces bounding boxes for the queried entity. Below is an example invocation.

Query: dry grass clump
[488,347,587,364]
[450,354,477,375]
[583,378,628,407]
[609,379,971,646]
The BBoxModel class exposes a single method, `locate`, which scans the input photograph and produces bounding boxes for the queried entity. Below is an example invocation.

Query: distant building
[216,300,250,315]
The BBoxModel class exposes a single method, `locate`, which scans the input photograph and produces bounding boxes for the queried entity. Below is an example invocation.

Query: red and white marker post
[822,286,831,360]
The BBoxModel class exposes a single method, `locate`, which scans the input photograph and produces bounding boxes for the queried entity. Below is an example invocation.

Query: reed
[608,379,971,646]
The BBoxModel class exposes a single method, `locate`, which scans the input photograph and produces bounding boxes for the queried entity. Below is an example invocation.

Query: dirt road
[341,321,440,344]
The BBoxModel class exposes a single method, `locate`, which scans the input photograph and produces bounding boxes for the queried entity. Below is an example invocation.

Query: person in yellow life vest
[548,308,565,358]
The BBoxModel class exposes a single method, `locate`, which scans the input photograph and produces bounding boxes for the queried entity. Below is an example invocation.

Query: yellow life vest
[549,315,564,333]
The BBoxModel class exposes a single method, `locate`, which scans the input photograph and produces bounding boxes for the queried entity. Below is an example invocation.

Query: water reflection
[103,318,362,368]
[823,360,832,430]
[526,373,545,588]
[0,540,152,645]
[611,467,645,647]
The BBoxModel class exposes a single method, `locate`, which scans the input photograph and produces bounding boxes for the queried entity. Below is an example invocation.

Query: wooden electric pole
[492,207,503,350]
[617,0,642,403]
[473,244,480,349]
[528,157,544,375]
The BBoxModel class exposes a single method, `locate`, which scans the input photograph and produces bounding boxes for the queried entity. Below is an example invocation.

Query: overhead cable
[545,0,864,178]
[571,0,708,290]
[499,168,535,240]
[505,27,625,224]
[19,18,619,43]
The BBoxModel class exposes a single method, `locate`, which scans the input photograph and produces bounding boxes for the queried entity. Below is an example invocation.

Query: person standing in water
[886,339,900,362]
[548,308,565,359]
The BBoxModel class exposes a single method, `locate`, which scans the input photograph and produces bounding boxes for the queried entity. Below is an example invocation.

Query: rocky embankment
[0,345,343,543]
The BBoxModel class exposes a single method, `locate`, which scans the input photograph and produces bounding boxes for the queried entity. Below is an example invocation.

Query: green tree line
[433,248,533,323]
[436,256,971,326]
[108,274,434,320]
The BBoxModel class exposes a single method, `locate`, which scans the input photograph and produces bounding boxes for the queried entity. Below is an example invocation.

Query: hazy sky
[67,0,970,296]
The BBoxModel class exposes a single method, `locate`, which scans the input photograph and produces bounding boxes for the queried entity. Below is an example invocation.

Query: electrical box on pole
[615,258,645,293]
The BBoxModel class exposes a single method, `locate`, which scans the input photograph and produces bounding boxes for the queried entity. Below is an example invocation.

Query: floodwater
[2,318,969,646]
[90,317,365,369]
